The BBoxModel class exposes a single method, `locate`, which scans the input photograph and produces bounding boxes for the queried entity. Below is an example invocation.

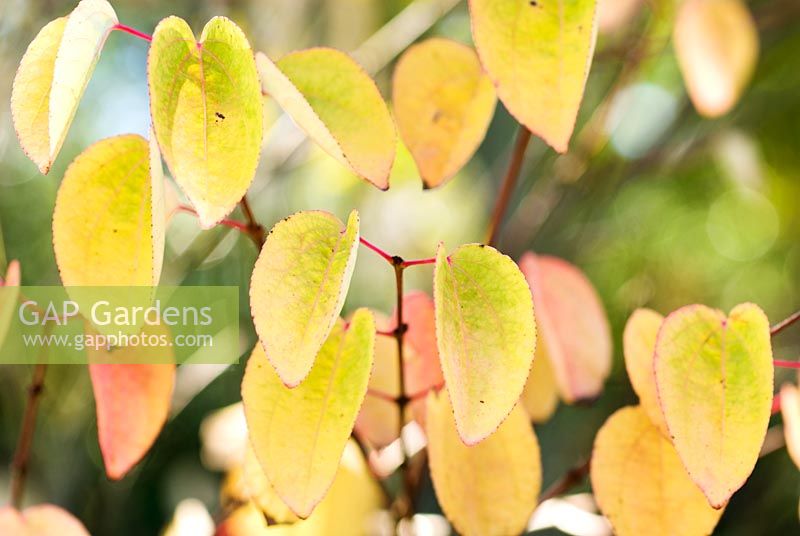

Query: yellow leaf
[623,308,669,436]
[52,134,165,286]
[218,441,383,535]
[591,406,724,536]
[654,303,773,508]
[674,0,759,118]
[242,310,375,518]
[468,0,598,152]
[11,0,118,173]
[256,48,395,189]
[780,383,800,470]
[392,38,496,188]
[519,252,612,403]
[427,392,540,536]
[521,339,559,422]
[0,504,90,536]
[148,16,263,228]
[250,210,359,387]
[434,243,536,444]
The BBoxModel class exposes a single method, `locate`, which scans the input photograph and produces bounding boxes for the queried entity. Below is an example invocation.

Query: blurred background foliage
[0,0,799,534]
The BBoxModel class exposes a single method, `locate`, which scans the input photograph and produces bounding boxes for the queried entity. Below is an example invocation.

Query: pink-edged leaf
[519,252,611,403]
[0,504,89,536]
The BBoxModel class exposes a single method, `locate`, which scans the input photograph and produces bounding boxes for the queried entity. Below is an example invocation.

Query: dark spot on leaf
[432,110,442,123]
[529,0,538,6]
[215,112,225,120]
[479,400,485,404]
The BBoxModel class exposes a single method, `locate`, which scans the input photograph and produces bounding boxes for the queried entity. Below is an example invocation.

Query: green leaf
[256,48,396,189]
[392,38,496,188]
[654,303,773,508]
[427,392,541,536]
[468,0,598,152]
[434,243,536,445]
[241,310,375,518]
[52,134,165,286]
[148,16,263,228]
[250,210,360,387]
[11,0,118,173]
[591,406,724,536]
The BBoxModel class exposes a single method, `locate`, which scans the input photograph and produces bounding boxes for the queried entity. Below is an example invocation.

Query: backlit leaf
[623,308,669,436]
[242,310,375,518]
[148,16,263,228]
[427,392,540,536]
[0,504,90,536]
[392,38,496,188]
[780,383,800,470]
[218,441,383,535]
[0,261,21,351]
[434,243,536,445]
[674,0,758,117]
[519,252,611,403]
[250,210,359,387]
[591,406,724,536]
[11,0,118,173]
[520,339,559,422]
[52,134,165,287]
[89,324,175,480]
[468,0,598,152]
[256,48,395,189]
[654,303,773,508]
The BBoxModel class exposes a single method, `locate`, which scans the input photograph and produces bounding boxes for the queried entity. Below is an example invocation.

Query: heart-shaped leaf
[256,48,396,189]
[11,0,118,173]
[519,252,611,403]
[0,505,90,536]
[392,38,496,188]
[250,210,359,387]
[623,308,669,436]
[52,134,165,287]
[674,0,758,117]
[468,0,598,152]
[434,243,536,445]
[591,406,724,536]
[242,310,375,518]
[427,392,540,536]
[654,303,773,508]
[148,16,263,228]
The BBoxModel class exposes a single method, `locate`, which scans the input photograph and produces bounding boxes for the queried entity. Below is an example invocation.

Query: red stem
[771,310,800,336]
[113,23,152,42]
[774,360,800,369]
[176,205,250,233]
[772,393,782,415]
[367,388,397,403]
[401,257,436,267]
[359,237,395,264]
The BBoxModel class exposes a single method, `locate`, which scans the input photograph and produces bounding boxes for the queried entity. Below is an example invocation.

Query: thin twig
[113,23,152,42]
[539,459,591,503]
[485,127,532,247]
[10,362,48,508]
[771,310,800,337]
[774,360,800,369]
[359,237,395,265]
[238,196,266,249]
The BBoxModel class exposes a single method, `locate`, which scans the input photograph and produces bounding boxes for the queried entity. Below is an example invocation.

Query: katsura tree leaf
[520,339,559,423]
[392,38,496,188]
[779,383,800,470]
[674,0,758,118]
[148,16,263,228]
[623,308,669,436]
[89,342,175,480]
[654,303,773,508]
[519,252,611,403]
[0,504,90,536]
[218,441,383,535]
[0,261,21,351]
[242,310,375,518]
[591,406,724,536]
[355,292,444,448]
[250,210,359,387]
[52,134,165,287]
[11,0,117,174]
[434,243,536,445]
[468,0,598,152]
[426,392,541,536]
[256,48,396,189]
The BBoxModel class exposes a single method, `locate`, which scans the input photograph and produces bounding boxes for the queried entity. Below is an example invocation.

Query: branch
[771,310,800,337]
[485,127,532,247]
[539,459,590,503]
[113,23,152,42]
[9,362,48,508]
[238,196,266,249]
